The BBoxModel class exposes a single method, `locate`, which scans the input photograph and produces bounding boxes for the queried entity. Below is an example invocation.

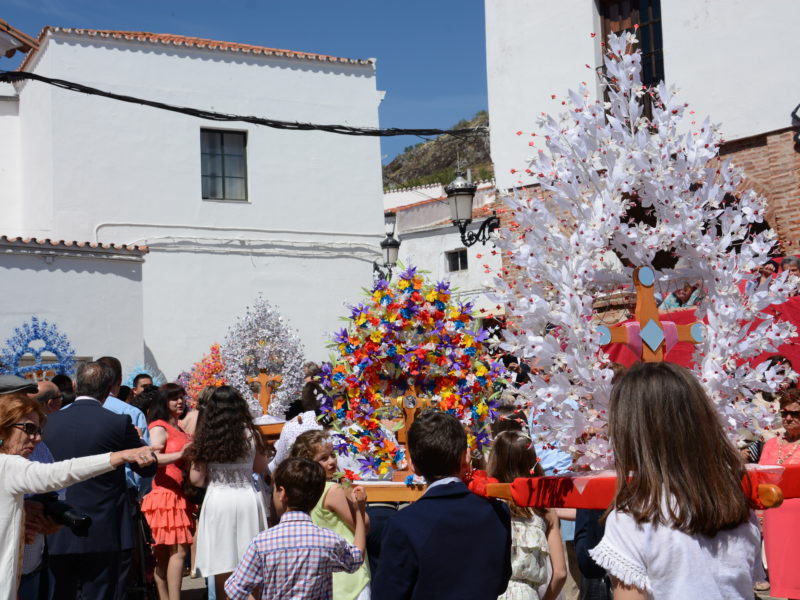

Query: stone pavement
[181,575,207,599]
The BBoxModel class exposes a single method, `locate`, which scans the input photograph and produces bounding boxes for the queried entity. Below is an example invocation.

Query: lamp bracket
[456,211,500,247]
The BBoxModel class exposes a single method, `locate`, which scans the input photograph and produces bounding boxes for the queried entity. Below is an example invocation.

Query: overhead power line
[0,70,488,139]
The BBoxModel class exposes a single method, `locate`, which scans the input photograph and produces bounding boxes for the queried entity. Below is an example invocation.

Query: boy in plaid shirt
[224,458,367,600]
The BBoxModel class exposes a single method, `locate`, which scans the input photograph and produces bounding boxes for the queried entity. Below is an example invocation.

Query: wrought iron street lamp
[445,172,499,247]
[374,211,400,280]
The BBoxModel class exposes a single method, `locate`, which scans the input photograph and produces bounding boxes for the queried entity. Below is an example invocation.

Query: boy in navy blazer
[372,411,512,600]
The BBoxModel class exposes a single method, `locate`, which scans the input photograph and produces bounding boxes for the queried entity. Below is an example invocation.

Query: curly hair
[189,385,264,464]
[290,430,330,460]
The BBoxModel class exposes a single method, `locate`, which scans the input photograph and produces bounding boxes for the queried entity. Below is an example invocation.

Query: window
[598,0,664,87]
[446,249,468,272]
[201,129,248,201]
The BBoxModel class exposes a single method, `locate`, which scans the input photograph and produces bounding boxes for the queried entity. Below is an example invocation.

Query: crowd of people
[0,351,799,600]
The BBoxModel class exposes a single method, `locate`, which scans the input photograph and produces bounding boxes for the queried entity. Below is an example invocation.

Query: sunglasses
[781,409,800,420]
[12,422,43,436]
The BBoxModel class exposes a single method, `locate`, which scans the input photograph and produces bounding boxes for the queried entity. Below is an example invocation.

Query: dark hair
[608,362,750,536]
[97,356,122,385]
[274,457,326,512]
[146,383,187,422]
[488,430,545,518]
[131,385,160,417]
[407,410,467,482]
[133,373,152,388]
[290,430,330,460]
[300,381,326,413]
[778,387,800,410]
[50,374,75,407]
[189,386,264,464]
[117,386,132,403]
[491,407,528,437]
[75,362,115,401]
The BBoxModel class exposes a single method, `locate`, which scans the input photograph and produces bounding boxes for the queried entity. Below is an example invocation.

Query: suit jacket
[43,398,157,554]
[372,480,512,600]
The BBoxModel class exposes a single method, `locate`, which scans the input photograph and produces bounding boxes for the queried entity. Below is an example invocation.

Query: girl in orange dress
[760,387,800,600]
[141,383,195,600]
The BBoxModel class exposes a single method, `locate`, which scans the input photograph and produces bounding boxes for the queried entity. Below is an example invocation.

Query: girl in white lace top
[589,362,762,600]
[488,431,566,600]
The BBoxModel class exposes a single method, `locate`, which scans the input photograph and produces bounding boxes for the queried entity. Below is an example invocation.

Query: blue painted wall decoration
[0,317,76,377]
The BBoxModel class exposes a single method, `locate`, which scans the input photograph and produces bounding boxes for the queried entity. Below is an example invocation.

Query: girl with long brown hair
[188,386,269,599]
[488,430,566,600]
[590,362,761,599]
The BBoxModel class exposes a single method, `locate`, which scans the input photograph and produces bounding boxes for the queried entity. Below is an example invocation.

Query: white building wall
[5,32,386,378]
[0,251,144,371]
[486,0,800,190]
[0,93,21,230]
[486,0,597,190]
[661,0,800,142]
[397,223,504,315]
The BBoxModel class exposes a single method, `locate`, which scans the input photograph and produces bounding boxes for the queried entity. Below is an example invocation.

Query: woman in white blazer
[0,390,155,600]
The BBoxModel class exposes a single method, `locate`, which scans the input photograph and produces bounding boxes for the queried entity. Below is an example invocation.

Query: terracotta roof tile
[0,235,148,254]
[20,26,372,71]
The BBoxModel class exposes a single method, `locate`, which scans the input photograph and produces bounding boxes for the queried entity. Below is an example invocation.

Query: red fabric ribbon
[466,469,498,497]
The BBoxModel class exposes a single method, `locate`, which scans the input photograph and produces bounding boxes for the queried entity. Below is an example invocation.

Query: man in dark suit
[372,411,512,600]
[44,361,157,600]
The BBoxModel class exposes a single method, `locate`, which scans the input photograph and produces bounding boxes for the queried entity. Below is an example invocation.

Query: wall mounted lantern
[445,172,499,247]
[374,211,400,280]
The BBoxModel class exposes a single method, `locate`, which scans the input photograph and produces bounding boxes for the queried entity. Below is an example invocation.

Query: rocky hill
[382,111,493,190]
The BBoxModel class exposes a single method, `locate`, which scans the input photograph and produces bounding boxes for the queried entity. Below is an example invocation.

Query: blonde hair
[290,430,330,460]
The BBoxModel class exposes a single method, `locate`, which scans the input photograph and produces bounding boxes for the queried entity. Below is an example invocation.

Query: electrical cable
[0,70,489,139]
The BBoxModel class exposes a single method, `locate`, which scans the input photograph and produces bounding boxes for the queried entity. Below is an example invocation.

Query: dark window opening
[446,249,468,272]
[201,129,248,201]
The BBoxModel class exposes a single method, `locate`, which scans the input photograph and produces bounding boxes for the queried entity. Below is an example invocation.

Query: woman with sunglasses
[759,387,800,599]
[0,389,156,600]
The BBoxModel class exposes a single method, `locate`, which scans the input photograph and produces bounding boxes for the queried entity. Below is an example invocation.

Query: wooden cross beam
[391,395,432,444]
[246,368,282,415]
[390,395,432,482]
[598,266,705,362]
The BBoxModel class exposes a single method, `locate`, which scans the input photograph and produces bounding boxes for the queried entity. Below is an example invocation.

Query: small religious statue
[246,368,283,415]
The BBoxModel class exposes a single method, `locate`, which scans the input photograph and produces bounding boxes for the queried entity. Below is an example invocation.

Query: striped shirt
[224,511,364,600]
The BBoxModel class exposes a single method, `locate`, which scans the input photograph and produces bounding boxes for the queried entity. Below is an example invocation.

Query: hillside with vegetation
[382,111,493,190]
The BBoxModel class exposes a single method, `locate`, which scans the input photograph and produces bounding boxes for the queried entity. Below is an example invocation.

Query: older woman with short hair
[760,387,800,599]
[0,391,155,600]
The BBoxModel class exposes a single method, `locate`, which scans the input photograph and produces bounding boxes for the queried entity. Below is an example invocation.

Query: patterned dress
[141,420,195,545]
[498,514,549,600]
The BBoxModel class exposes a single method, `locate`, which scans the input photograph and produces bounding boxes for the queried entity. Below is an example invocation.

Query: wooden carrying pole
[480,466,800,510]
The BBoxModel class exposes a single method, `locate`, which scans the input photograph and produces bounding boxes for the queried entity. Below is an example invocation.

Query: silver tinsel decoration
[221,296,306,418]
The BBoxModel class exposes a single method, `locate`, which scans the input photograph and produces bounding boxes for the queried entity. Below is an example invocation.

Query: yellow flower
[475,364,488,377]
[425,290,437,302]
[370,330,383,343]
[398,279,411,290]
[476,403,488,416]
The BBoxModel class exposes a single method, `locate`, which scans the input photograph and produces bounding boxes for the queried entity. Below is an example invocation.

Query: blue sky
[2,0,488,163]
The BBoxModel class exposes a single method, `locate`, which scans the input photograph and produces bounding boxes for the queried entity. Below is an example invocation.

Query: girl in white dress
[189,386,269,599]
[488,430,566,600]
[589,362,762,600]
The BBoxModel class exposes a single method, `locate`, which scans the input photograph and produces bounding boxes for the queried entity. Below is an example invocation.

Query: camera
[29,492,92,537]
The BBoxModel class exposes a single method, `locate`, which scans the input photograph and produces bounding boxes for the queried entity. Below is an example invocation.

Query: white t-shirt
[589,509,762,600]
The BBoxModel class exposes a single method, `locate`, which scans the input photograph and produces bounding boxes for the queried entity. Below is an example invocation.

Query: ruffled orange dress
[141,420,195,546]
